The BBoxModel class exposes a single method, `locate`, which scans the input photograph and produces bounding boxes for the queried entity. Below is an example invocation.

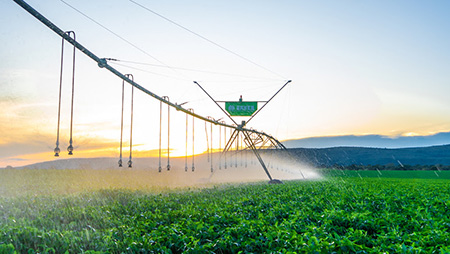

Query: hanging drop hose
[224,124,227,169]
[210,120,213,172]
[235,131,238,168]
[240,132,243,166]
[206,116,214,172]
[118,79,125,167]
[127,74,134,168]
[189,108,195,172]
[163,96,171,171]
[54,35,64,157]
[270,151,273,169]
[185,112,188,172]
[244,134,248,168]
[229,128,233,167]
[205,121,210,162]
[67,31,76,156]
[219,124,221,170]
[55,31,76,157]
[158,100,163,172]
[250,133,253,165]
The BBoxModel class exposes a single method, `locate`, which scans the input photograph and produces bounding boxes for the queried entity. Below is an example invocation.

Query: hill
[283,132,450,149]
[4,145,450,171]
[288,144,450,168]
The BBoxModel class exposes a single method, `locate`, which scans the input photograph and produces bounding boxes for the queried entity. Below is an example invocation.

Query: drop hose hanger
[54,31,76,157]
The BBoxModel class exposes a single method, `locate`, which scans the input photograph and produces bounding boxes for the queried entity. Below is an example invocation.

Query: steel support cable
[58,0,180,77]
[118,78,125,167]
[194,81,238,127]
[109,61,188,81]
[54,31,76,157]
[109,59,284,81]
[192,80,286,151]
[128,0,286,80]
[127,74,134,168]
[245,80,292,126]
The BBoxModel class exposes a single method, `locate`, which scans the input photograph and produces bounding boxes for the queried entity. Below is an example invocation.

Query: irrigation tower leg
[220,129,282,183]
[241,131,274,182]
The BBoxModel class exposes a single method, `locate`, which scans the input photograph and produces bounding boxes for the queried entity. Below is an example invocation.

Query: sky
[1,0,450,167]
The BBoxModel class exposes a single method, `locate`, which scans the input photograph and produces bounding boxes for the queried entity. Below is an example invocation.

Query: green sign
[225,101,258,116]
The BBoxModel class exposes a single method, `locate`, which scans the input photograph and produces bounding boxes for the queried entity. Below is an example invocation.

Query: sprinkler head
[192,166,195,172]
[118,159,122,167]
[54,147,60,157]
[185,166,188,172]
[167,165,171,171]
[128,160,132,168]
[67,145,74,155]
[158,166,162,173]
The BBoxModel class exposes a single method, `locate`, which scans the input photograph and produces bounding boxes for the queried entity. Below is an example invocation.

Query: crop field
[325,169,450,179]
[1,170,450,253]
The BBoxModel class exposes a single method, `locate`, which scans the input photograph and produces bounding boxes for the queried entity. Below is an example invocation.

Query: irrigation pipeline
[13,0,287,150]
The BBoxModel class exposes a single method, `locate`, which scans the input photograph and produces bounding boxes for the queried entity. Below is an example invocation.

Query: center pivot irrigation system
[14,0,298,183]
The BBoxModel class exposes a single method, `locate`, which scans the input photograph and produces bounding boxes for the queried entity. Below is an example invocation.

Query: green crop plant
[1,171,450,253]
